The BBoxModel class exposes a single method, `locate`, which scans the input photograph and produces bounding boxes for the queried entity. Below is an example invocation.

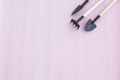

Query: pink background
[0,0,120,80]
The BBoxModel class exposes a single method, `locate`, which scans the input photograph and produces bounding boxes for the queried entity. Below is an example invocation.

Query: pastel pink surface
[0,0,120,80]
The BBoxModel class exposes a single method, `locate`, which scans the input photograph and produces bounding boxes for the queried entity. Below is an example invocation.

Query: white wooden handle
[100,0,118,16]
[84,0,104,17]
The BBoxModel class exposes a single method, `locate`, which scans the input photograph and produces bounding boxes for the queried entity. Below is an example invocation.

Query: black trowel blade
[71,5,82,15]
[85,19,97,31]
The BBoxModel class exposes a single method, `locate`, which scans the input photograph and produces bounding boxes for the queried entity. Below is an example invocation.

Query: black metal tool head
[85,19,97,31]
[70,19,80,29]
[71,0,89,15]
[71,5,82,15]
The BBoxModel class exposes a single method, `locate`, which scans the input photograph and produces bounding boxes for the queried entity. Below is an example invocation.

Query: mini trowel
[85,0,118,31]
